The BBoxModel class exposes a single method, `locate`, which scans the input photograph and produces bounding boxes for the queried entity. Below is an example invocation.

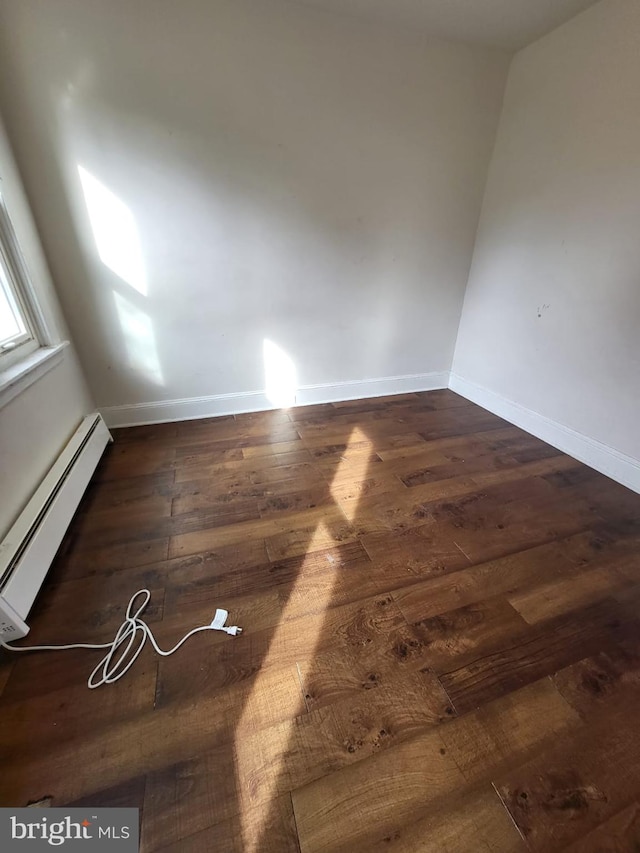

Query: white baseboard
[100,371,450,428]
[449,373,640,494]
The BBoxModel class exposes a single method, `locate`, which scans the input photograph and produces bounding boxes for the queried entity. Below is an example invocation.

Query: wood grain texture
[362,785,527,853]
[0,388,638,852]
[561,801,640,852]
[439,596,636,713]
[496,701,640,850]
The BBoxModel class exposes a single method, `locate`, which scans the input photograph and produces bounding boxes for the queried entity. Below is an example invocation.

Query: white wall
[0,0,509,423]
[0,115,94,536]
[452,0,640,490]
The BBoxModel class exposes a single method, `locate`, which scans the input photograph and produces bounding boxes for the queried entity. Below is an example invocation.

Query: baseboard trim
[449,373,640,494]
[100,371,450,428]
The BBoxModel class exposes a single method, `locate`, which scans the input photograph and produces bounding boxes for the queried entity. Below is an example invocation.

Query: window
[0,193,44,371]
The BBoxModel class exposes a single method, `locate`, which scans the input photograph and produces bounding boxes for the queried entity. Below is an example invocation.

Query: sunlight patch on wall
[78,165,148,295]
[113,291,164,386]
[263,339,297,408]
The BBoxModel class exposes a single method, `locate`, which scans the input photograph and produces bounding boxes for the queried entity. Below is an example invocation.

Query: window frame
[0,191,51,371]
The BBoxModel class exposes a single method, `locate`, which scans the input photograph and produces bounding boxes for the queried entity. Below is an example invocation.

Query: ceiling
[286,0,601,51]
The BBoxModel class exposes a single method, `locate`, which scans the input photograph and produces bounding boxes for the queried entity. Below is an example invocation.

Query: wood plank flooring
[1,389,639,851]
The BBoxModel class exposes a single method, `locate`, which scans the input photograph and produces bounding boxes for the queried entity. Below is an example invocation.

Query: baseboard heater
[0,413,112,640]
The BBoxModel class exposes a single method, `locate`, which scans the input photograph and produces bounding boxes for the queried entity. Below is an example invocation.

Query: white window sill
[0,341,69,410]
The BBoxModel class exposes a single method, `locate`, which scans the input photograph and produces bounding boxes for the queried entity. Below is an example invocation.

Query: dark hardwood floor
[1,389,639,851]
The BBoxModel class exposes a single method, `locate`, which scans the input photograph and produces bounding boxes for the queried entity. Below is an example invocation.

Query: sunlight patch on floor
[331,426,374,521]
[233,427,372,851]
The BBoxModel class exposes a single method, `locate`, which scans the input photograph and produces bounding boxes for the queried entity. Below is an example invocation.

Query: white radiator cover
[0,413,111,638]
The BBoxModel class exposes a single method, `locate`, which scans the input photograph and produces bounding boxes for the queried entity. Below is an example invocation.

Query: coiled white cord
[0,589,242,689]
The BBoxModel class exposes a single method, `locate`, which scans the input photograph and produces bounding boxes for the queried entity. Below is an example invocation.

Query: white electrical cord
[0,589,242,689]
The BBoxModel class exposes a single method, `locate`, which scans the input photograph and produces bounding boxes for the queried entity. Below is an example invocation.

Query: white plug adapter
[0,598,29,641]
